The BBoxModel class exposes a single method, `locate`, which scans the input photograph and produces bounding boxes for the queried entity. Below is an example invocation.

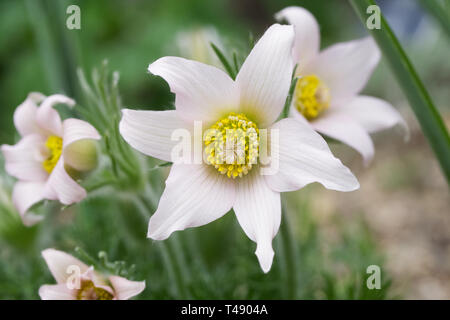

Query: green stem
[349,0,450,184]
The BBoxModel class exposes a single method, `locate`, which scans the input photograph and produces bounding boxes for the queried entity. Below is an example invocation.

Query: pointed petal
[236,24,295,128]
[148,57,237,123]
[109,276,146,300]
[147,164,235,240]
[336,95,409,140]
[13,92,46,136]
[234,169,280,273]
[312,112,375,165]
[264,118,360,192]
[307,37,380,104]
[275,6,320,69]
[39,284,77,300]
[36,94,75,136]
[119,109,190,162]
[1,134,48,181]
[42,248,89,284]
[12,181,45,226]
[43,159,87,205]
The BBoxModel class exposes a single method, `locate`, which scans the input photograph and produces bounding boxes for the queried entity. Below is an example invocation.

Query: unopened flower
[39,249,145,300]
[1,93,100,226]
[276,6,408,164]
[120,24,359,272]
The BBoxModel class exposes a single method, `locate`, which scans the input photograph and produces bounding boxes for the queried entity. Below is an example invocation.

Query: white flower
[276,6,409,164]
[39,249,145,300]
[119,24,359,273]
[1,93,100,226]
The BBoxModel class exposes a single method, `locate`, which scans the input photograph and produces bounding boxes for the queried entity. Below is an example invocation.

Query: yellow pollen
[76,280,113,300]
[204,112,259,179]
[294,74,330,120]
[42,135,63,174]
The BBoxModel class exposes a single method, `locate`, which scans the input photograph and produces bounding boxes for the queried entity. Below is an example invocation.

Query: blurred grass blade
[417,0,450,38]
[350,0,450,183]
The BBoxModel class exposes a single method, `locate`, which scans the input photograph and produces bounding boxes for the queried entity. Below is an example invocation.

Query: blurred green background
[0,0,449,299]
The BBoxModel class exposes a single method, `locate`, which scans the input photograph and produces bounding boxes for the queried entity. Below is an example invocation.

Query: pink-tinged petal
[43,159,87,205]
[264,118,359,192]
[119,110,190,162]
[12,181,45,226]
[148,164,235,240]
[109,276,146,300]
[307,37,380,104]
[1,134,48,181]
[275,6,320,69]
[36,94,75,136]
[13,92,46,136]
[236,24,295,128]
[311,112,375,165]
[42,248,89,284]
[336,95,409,140]
[39,284,77,300]
[234,169,280,273]
[62,118,100,149]
[148,57,237,123]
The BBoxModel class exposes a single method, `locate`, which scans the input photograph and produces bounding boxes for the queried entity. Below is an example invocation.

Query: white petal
[236,24,295,128]
[43,158,87,205]
[1,134,48,181]
[275,6,320,69]
[42,248,89,284]
[148,57,237,123]
[62,118,100,149]
[39,284,77,300]
[311,112,375,165]
[336,95,409,140]
[109,276,146,300]
[307,37,380,104]
[148,164,235,240]
[233,169,281,273]
[13,92,46,136]
[119,109,190,162]
[36,94,75,136]
[264,118,360,192]
[12,181,45,226]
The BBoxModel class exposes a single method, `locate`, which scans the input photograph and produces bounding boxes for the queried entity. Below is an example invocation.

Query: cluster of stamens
[42,135,63,174]
[204,113,259,178]
[76,280,113,300]
[294,74,330,120]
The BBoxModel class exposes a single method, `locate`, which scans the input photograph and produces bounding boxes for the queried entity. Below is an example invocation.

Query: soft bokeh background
[0,0,449,299]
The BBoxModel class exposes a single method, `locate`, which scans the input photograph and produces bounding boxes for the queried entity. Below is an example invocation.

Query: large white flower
[120,24,359,273]
[39,249,145,300]
[276,6,408,164]
[1,93,100,226]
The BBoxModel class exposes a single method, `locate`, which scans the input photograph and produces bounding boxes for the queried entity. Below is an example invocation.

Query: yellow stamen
[294,74,330,120]
[204,112,259,179]
[42,135,63,174]
[77,280,113,300]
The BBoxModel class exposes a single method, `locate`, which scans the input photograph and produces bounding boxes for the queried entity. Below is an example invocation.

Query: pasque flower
[276,6,408,164]
[1,93,100,226]
[120,24,359,272]
[39,249,145,300]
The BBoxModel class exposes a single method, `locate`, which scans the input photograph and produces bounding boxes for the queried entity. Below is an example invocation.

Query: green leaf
[210,42,236,79]
[349,0,450,184]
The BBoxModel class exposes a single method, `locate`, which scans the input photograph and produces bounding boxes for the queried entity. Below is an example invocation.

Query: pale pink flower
[39,249,145,300]
[1,93,100,226]
[276,6,408,164]
[120,24,359,273]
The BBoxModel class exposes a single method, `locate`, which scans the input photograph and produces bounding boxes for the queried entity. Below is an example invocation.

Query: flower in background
[39,249,145,300]
[276,6,408,164]
[175,26,224,67]
[120,24,359,273]
[1,93,100,226]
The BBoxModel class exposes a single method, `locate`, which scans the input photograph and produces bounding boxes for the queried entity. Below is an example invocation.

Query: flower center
[77,280,113,300]
[204,112,259,179]
[294,74,330,120]
[42,135,63,174]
